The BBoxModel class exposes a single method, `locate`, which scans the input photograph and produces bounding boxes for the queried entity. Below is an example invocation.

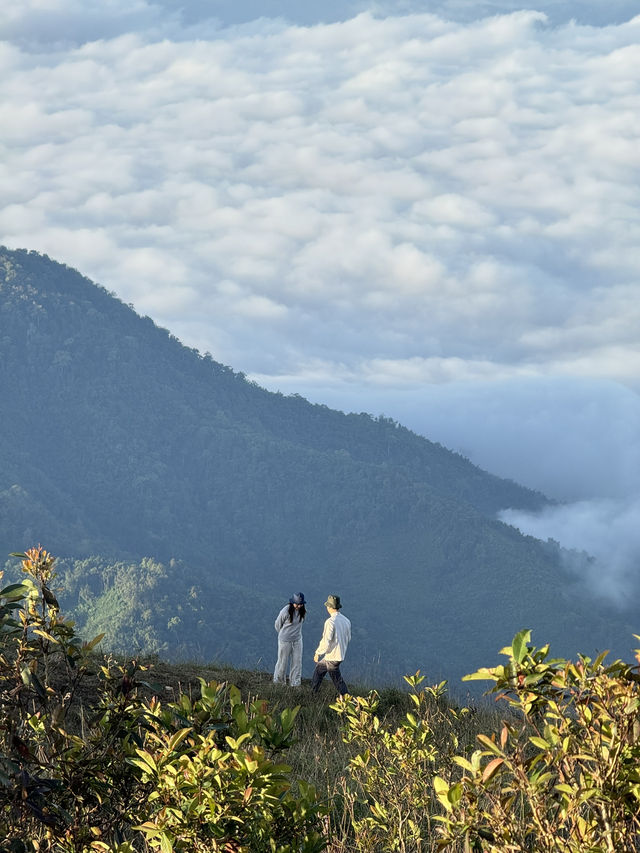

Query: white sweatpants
[273,637,303,686]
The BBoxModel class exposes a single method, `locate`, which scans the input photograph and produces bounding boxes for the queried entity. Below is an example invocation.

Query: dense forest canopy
[0,246,631,685]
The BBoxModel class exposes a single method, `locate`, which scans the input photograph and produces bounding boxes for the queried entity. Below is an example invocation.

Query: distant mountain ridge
[0,246,629,685]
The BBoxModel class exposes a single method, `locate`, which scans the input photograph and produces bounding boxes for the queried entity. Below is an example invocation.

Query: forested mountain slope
[0,247,629,685]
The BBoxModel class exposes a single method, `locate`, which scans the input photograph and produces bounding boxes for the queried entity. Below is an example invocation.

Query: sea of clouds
[1,0,639,603]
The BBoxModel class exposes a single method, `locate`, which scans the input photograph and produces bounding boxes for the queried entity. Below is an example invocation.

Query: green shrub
[328,674,467,852]
[434,629,640,852]
[0,548,326,852]
[127,683,326,852]
[5,548,640,853]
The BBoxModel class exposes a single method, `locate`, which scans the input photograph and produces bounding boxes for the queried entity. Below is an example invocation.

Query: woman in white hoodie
[273,592,306,687]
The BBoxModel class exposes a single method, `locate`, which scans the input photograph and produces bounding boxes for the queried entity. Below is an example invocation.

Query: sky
[1,0,639,603]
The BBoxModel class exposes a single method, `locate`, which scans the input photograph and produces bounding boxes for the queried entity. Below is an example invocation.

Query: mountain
[0,246,631,687]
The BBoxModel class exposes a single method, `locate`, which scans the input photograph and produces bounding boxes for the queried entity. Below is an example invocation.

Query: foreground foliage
[434,629,640,852]
[0,547,325,852]
[2,546,640,852]
[327,675,469,851]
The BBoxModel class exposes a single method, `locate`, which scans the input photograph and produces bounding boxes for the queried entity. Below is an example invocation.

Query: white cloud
[2,4,640,554]
[2,15,639,372]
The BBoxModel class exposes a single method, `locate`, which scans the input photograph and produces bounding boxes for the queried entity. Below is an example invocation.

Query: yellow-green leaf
[433,776,453,812]
[32,629,59,644]
[477,734,502,755]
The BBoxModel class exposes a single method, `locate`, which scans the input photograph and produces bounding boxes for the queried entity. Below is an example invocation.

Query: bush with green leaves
[126,683,326,853]
[434,629,640,852]
[328,674,470,852]
[0,545,137,850]
[6,547,640,853]
[0,547,326,852]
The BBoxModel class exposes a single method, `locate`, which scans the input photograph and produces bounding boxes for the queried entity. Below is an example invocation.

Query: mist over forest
[290,380,640,609]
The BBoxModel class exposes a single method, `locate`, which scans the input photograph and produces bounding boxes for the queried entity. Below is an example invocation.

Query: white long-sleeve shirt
[315,611,351,661]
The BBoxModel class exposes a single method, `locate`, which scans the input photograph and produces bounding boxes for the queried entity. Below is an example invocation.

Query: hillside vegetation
[3,548,640,852]
[0,245,631,683]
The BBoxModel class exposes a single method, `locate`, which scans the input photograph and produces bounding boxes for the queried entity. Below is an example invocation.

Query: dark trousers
[311,659,348,696]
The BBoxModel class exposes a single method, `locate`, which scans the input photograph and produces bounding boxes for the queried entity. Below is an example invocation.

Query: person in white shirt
[273,592,306,687]
[311,594,351,696]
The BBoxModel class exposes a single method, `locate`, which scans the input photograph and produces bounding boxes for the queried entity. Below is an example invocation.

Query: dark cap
[290,592,306,605]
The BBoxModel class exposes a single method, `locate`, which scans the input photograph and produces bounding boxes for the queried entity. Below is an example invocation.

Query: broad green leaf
[159,833,174,853]
[20,667,47,701]
[578,788,599,803]
[529,736,550,750]
[447,782,463,807]
[452,756,475,773]
[168,727,193,752]
[512,629,531,664]
[593,650,610,669]
[0,582,29,600]
[132,749,158,773]
[225,732,252,750]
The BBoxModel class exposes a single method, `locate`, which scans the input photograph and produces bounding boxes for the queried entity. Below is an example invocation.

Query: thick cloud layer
[501,497,640,606]
[1,2,639,598]
[3,0,638,47]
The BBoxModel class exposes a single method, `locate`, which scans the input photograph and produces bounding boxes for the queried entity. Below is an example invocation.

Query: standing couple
[273,592,351,696]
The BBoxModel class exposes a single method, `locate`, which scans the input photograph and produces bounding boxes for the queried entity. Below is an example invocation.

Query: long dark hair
[288,603,306,623]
